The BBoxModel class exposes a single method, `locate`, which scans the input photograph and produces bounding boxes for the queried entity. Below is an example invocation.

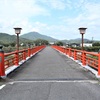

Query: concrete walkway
[0,46,100,100]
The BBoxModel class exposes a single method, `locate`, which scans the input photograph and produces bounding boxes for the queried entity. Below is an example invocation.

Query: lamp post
[14,27,22,51]
[79,27,87,50]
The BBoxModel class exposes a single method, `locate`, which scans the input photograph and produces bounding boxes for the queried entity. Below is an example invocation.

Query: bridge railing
[52,45,100,76]
[0,45,46,78]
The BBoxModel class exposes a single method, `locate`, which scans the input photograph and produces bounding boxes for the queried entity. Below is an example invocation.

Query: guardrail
[52,45,100,76]
[0,45,46,78]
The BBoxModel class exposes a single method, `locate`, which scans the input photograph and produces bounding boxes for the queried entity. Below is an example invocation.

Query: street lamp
[79,27,87,50]
[14,27,22,51]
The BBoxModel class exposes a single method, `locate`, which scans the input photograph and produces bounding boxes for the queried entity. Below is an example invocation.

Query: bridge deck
[0,46,100,100]
[8,46,95,80]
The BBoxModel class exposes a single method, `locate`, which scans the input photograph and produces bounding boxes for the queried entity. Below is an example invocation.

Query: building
[80,43,92,47]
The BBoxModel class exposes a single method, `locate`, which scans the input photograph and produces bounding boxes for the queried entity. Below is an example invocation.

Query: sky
[0,0,100,40]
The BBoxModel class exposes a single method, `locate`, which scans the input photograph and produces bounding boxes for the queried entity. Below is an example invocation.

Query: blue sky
[0,0,100,40]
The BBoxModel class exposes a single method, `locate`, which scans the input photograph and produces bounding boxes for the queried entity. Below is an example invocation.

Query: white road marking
[0,85,6,90]
[0,80,99,91]
[10,80,98,84]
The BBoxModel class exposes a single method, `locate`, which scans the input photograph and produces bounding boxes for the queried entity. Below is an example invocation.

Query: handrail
[0,45,46,77]
[52,45,100,76]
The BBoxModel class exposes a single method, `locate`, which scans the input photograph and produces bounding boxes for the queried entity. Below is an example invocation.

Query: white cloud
[0,0,49,19]
[0,0,50,34]
[59,1,100,40]
[49,0,66,10]
[30,22,76,39]
[38,0,67,10]
[0,0,100,40]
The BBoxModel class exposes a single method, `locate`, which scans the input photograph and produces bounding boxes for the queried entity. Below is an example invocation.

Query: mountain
[0,32,96,45]
[0,33,16,43]
[0,33,30,44]
[20,32,58,42]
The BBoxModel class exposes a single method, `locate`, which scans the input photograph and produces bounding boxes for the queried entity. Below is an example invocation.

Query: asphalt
[0,46,100,100]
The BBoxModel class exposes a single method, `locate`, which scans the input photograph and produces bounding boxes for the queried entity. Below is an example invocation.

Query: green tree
[9,42,16,47]
[34,39,49,46]
[93,42,100,46]
[55,41,63,46]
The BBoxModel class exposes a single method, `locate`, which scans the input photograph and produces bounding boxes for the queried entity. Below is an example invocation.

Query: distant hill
[61,38,92,44]
[69,38,90,43]
[0,33,16,43]
[20,32,58,42]
[0,33,30,44]
[0,32,97,45]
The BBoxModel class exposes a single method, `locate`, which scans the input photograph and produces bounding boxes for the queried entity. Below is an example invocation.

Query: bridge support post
[0,45,5,77]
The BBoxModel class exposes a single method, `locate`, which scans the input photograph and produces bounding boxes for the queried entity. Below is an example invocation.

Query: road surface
[0,46,100,100]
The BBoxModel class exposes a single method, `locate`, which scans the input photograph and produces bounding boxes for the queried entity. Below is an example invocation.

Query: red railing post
[63,47,65,53]
[60,47,62,52]
[33,47,35,54]
[74,50,77,60]
[28,48,31,57]
[69,48,71,57]
[30,48,32,55]
[62,47,64,53]
[23,50,26,60]
[32,47,34,55]
[82,51,86,66]
[0,45,5,77]
[64,47,66,54]
[66,48,68,55]
[14,51,19,66]
[98,53,100,75]
[64,48,66,54]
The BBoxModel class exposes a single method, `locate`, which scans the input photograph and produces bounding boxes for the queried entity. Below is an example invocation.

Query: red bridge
[0,46,100,100]
[0,45,100,78]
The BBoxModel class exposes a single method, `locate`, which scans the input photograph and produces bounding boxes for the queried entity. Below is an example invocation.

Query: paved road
[0,46,100,100]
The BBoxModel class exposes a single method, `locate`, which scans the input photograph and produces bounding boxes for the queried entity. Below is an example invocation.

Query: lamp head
[14,27,22,34]
[79,27,87,34]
